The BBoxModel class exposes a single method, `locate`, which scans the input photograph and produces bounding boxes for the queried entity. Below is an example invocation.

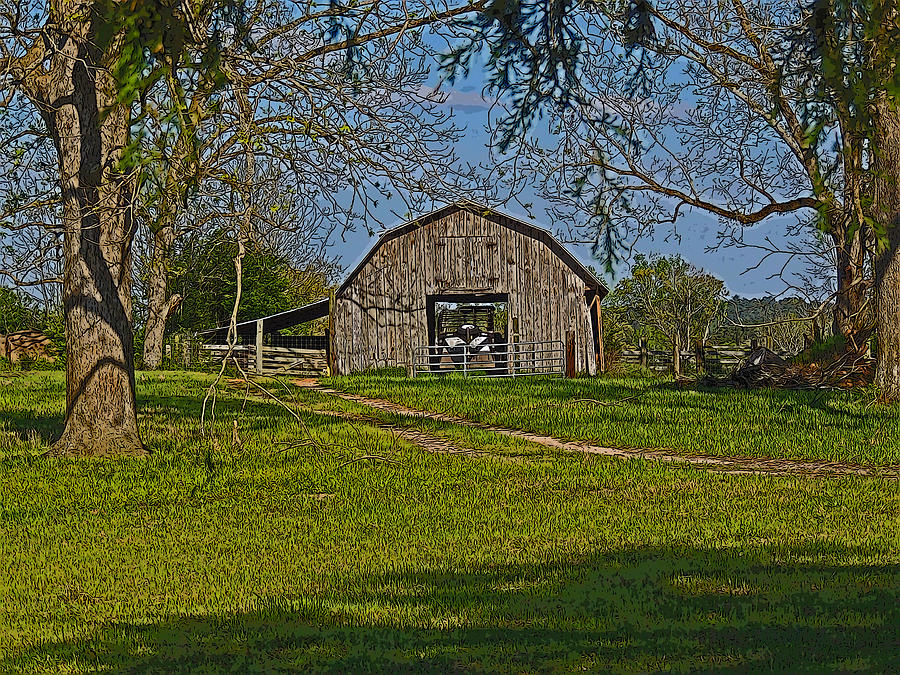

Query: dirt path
[311,406,491,458]
[294,380,900,478]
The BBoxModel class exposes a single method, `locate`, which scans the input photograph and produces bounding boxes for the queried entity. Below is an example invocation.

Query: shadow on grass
[7,544,898,672]
[0,410,63,444]
[655,379,881,417]
[0,388,323,451]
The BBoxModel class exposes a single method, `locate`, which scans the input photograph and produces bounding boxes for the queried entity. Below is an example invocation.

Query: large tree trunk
[40,16,145,455]
[873,101,900,401]
[142,224,181,370]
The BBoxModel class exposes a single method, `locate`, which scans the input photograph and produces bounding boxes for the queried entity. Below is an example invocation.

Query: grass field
[2,371,899,672]
[325,371,900,465]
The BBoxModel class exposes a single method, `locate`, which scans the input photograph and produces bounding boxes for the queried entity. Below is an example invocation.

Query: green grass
[1,371,899,672]
[323,372,900,465]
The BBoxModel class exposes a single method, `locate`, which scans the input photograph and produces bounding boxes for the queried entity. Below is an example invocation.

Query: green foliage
[605,254,727,350]
[91,0,237,217]
[168,232,333,332]
[0,288,37,333]
[596,302,632,354]
[95,0,189,109]
[1,372,898,671]
[38,310,66,365]
[797,0,900,247]
[794,333,850,365]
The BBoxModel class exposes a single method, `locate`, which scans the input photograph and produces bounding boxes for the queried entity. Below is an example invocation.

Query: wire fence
[164,333,330,376]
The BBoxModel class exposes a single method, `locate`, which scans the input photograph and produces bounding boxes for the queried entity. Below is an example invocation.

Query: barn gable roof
[337,201,607,297]
[202,202,606,339]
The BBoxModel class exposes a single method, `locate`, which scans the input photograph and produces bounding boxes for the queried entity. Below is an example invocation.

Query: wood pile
[0,330,54,364]
[730,346,873,390]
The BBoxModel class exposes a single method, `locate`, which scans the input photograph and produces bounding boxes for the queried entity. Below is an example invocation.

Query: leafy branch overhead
[441,0,585,151]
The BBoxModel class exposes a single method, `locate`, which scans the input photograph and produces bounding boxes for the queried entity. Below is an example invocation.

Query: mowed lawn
[325,371,900,465]
[1,371,899,672]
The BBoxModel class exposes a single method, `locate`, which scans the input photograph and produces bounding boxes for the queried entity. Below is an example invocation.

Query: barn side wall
[332,209,598,375]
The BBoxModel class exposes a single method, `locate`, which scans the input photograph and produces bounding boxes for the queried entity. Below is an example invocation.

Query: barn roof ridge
[337,200,606,296]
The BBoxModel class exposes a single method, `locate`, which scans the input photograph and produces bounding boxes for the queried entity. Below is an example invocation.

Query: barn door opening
[426,293,509,346]
[423,293,508,373]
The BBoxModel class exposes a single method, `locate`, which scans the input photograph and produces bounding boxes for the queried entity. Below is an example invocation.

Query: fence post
[672,332,682,377]
[595,300,606,374]
[255,319,264,374]
[639,338,649,369]
[511,317,519,377]
[327,288,336,376]
[565,330,576,378]
[182,334,192,368]
[694,340,706,375]
[407,346,415,378]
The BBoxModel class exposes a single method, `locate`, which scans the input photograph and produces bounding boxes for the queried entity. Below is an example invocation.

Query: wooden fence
[197,343,329,376]
[615,339,780,375]
[168,331,772,379]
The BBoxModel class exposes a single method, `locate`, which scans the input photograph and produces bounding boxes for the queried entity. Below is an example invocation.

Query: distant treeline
[718,296,828,349]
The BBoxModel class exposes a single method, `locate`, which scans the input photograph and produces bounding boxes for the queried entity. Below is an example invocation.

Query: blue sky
[324,77,812,299]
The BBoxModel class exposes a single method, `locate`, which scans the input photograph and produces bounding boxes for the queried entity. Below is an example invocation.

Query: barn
[203,201,607,377]
[331,202,607,375]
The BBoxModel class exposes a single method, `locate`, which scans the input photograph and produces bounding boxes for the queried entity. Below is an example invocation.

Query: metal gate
[412,340,564,377]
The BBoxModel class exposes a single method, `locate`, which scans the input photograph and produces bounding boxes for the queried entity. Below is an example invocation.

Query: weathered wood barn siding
[331,203,606,375]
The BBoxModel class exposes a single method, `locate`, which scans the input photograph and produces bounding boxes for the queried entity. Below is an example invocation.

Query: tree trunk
[39,19,145,455]
[831,220,869,346]
[873,101,900,401]
[142,224,181,370]
[672,330,682,377]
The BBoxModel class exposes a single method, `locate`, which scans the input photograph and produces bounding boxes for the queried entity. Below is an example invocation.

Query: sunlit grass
[324,371,900,465]
[1,371,898,672]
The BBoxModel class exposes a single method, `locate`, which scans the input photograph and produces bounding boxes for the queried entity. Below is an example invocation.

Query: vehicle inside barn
[428,301,509,373]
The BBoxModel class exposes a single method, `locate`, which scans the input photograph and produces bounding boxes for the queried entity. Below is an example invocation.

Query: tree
[473,0,900,396]
[505,0,872,348]
[0,0,176,454]
[797,0,900,398]
[3,0,562,454]
[608,254,726,375]
[167,230,336,334]
[130,18,482,370]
